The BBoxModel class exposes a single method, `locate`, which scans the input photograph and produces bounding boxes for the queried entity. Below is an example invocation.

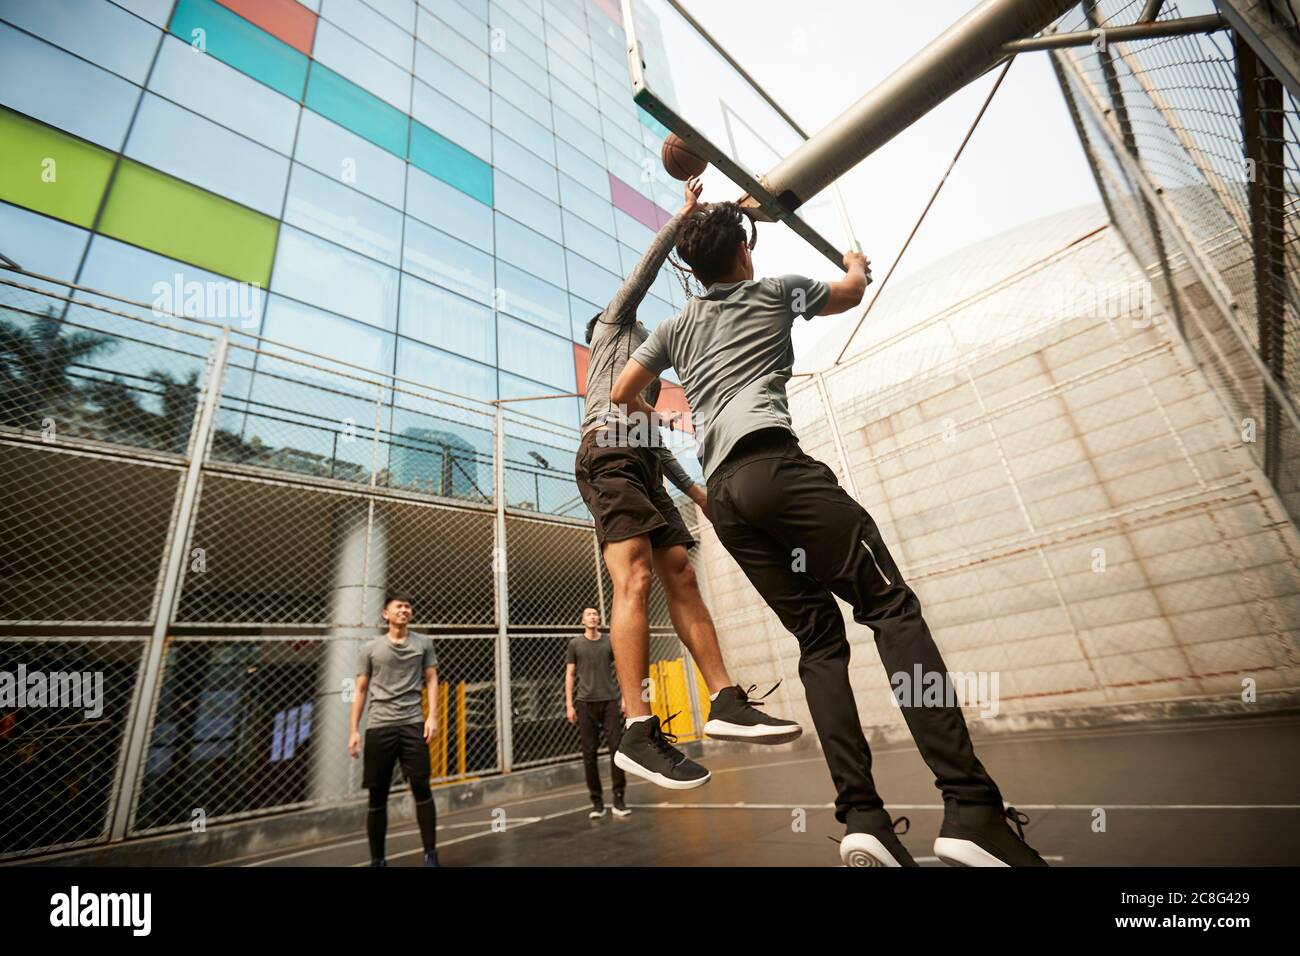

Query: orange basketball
[661,133,707,181]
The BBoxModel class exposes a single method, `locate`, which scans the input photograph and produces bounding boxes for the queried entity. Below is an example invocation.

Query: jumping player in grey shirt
[575,177,801,793]
[613,200,1048,869]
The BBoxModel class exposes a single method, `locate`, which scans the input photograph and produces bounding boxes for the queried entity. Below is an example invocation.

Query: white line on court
[628,802,1300,810]
[358,805,592,866]
[241,815,548,867]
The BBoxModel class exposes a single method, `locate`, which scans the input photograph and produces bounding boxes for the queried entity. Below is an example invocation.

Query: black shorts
[362,722,431,789]
[575,428,696,551]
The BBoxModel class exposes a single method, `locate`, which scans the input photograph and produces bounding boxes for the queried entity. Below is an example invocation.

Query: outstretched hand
[681,175,703,214]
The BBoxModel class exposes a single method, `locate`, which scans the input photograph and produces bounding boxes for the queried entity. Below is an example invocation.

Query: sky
[670,0,1107,363]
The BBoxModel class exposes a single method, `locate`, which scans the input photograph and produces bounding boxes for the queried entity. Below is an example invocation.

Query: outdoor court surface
[216,713,1300,867]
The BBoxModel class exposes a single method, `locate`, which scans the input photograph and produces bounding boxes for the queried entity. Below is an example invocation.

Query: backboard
[620,0,859,269]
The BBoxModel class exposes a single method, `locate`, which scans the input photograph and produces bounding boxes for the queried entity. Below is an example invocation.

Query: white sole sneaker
[840,833,904,867]
[588,809,606,819]
[703,719,802,745]
[933,837,1009,867]
[613,751,711,790]
[611,807,632,817]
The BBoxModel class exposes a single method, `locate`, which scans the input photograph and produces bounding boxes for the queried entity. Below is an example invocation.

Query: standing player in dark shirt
[565,606,629,818]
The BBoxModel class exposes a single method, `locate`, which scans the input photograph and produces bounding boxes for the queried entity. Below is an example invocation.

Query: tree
[0,308,114,427]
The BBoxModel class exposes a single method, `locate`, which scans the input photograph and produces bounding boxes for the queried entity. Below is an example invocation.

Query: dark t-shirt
[565,632,620,702]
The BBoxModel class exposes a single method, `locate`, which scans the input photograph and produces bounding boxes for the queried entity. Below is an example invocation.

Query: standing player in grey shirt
[613,202,1048,869]
[348,593,440,867]
[576,178,801,793]
[564,605,628,818]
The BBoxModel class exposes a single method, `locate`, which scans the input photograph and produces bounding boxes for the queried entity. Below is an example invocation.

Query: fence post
[109,328,230,840]
[493,404,514,772]
[813,370,860,499]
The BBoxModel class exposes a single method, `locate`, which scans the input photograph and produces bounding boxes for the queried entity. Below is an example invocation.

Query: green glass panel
[99,160,279,286]
[0,108,114,228]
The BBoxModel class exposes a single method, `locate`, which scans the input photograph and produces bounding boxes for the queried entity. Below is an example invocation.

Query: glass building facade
[0,0,702,488]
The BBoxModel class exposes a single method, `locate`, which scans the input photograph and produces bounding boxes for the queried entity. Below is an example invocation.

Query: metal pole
[1001,13,1225,52]
[110,328,230,840]
[492,404,514,772]
[1214,0,1300,100]
[592,532,607,628]
[745,0,1076,215]
[1237,35,1288,489]
[813,370,860,500]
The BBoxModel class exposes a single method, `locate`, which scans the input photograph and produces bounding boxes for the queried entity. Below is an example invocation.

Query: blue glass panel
[397,272,495,365]
[405,165,492,253]
[402,216,495,306]
[270,225,398,330]
[409,121,493,205]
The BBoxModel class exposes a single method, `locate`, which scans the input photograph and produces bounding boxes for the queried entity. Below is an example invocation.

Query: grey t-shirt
[565,632,620,702]
[631,275,830,479]
[358,633,438,728]
[582,210,695,495]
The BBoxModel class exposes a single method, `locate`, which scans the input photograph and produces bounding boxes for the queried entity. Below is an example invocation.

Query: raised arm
[604,177,703,323]
[821,251,872,316]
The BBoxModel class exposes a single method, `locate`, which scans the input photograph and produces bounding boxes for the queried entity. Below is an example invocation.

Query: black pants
[575,698,626,800]
[707,428,1002,822]
[363,723,436,857]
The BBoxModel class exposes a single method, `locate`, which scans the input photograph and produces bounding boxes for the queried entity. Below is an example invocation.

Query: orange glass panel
[214,0,316,56]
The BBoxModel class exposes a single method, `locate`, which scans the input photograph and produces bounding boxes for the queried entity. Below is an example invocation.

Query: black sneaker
[838,808,919,867]
[934,802,1049,867]
[704,683,802,744]
[589,797,606,819]
[611,793,631,817]
[422,850,440,867]
[613,714,710,790]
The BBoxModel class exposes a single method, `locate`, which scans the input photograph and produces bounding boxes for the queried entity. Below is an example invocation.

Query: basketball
[661,133,707,180]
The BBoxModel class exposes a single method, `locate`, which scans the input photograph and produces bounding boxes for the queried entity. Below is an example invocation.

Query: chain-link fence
[1053,0,1300,521]
[0,270,699,859]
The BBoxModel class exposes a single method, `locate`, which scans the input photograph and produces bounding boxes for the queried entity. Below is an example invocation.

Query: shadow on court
[217,713,1300,867]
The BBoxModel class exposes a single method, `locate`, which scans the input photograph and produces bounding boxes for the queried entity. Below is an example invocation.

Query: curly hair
[675,202,748,287]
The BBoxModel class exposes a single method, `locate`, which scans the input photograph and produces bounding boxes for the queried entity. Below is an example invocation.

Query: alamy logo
[0,664,103,719]
[49,886,151,936]
[889,665,1000,718]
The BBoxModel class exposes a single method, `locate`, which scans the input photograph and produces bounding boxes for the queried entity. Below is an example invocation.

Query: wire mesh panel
[508,634,585,769]
[506,516,602,627]
[175,474,374,628]
[378,500,496,629]
[1052,0,1300,523]
[502,412,587,518]
[0,441,182,626]
[426,636,499,783]
[130,636,367,834]
[0,637,144,859]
